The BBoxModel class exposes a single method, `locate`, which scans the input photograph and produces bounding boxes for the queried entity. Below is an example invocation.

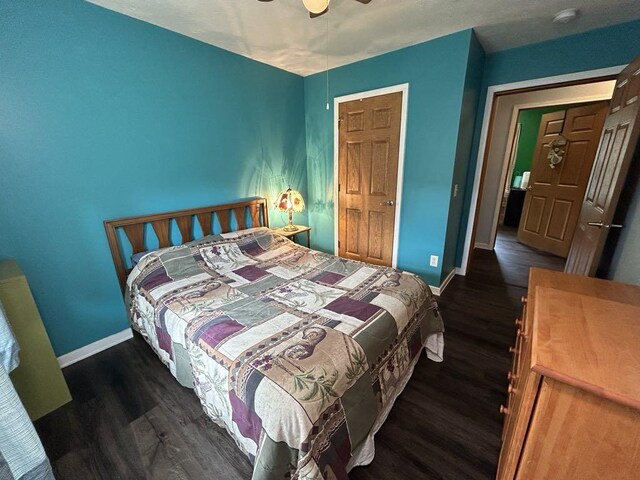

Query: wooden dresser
[497,268,640,480]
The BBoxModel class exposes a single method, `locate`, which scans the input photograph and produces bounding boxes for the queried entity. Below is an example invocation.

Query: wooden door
[338,92,402,266]
[566,57,640,275]
[518,103,608,257]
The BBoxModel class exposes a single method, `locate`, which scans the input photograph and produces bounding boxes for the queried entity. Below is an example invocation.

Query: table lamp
[275,188,305,232]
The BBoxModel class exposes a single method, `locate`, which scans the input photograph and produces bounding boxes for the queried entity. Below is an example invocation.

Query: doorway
[516,101,609,257]
[333,84,408,267]
[463,73,620,284]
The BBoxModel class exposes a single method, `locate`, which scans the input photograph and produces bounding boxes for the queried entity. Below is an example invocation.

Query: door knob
[587,222,624,229]
[381,200,395,206]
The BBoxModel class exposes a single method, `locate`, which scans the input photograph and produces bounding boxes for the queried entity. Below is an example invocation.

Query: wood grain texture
[217,209,231,234]
[338,92,402,266]
[498,267,640,480]
[123,224,145,254]
[517,378,640,480]
[566,56,640,275]
[176,216,193,243]
[196,213,212,236]
[248,204,260,228]
[533,283,640,410]
[233,207,246,230]
[517,103,608,258]
[151,220,171,248]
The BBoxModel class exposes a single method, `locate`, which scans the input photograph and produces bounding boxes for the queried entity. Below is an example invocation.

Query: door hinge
[338,183,341,192]
[338,240,341,248]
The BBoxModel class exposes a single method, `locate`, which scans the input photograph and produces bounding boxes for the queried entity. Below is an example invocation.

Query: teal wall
[3,2,639,357]
[304,30,479,287]
[511,104,579,186]
[441,32,485,283]
[456,20,640,265]
[0,1,307,355]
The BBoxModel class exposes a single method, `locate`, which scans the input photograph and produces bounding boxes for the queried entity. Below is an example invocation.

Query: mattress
[126,227,444,479]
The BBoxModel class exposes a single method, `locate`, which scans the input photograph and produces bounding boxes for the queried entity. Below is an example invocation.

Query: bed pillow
[131,250,154,267]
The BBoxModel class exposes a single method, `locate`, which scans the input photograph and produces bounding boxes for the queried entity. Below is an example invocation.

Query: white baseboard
[57,328,133,368]
[474,242,493,250]
[430,268,459,296]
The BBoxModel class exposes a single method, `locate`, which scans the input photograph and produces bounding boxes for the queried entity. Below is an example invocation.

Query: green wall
[0,0,307,355]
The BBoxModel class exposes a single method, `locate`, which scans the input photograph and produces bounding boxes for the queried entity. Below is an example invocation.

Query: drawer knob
[521,295,528,304]
[507,372,518,381]
[509,346,519,354]
[515,318,523,326]
[508,384,516,394]
[517,329,528,340]
[500,405,509,414]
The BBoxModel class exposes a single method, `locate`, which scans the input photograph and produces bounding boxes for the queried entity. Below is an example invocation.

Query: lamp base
[282,225,299,232]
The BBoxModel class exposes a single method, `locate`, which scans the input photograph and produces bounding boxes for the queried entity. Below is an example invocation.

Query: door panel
[546,199,572,240]
[557,140,588,186]
[518,103,608,257]
[519,111,566,241]
[566,56,640,276]
[345,208,361,255]
[523,196,546,233]
[372,108,391,129]
[346,142,363,194]
[370,139,391,195]
[367,211,385,260]
[594,124,629,209]
[347,110,365,131]
[338,92,402,266]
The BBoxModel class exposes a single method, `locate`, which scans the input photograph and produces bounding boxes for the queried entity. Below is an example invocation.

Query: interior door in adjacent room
[517,102,608,257]
[565,56,640,276]
[338,91,402,266]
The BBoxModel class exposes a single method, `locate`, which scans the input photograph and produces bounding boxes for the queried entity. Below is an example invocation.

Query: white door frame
[333,83,409,268]
[459,65,625,276]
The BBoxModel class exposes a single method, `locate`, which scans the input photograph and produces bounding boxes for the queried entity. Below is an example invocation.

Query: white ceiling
[87,0,640,76]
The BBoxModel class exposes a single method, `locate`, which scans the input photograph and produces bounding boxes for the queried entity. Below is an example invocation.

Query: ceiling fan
[258,0,372,19]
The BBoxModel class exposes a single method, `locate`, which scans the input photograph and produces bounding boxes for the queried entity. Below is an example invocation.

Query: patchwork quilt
[126,227,444,479]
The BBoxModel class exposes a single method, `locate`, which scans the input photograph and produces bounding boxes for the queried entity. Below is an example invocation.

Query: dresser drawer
[498,294,537,479]
[508,297,530,396]
[497,340,540,480]
[516,378,640,479]
[498,267,640,479]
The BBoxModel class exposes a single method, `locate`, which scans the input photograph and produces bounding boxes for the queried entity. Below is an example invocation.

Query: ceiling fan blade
[309,6,329,18]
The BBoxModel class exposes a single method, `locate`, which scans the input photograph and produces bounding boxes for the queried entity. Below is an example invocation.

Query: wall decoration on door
[547,136,567,168]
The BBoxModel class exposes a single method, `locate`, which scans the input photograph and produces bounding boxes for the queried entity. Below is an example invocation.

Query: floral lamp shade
[275,188,305,232]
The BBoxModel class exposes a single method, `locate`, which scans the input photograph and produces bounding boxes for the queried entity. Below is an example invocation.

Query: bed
[104,197,444,480]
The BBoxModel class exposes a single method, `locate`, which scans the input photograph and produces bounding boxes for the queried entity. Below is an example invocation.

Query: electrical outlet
[430,255,439,268]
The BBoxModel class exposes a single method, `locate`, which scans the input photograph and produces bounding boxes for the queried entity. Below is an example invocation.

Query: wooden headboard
[104,197,270,293]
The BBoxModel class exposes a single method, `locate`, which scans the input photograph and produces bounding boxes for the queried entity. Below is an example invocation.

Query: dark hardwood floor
[491,226,565,289]
[35,231,563,479]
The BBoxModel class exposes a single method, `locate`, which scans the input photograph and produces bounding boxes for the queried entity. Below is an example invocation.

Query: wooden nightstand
[273,225,311,247]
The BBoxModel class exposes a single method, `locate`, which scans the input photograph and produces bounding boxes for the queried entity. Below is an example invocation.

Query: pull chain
[325,11,330,110]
